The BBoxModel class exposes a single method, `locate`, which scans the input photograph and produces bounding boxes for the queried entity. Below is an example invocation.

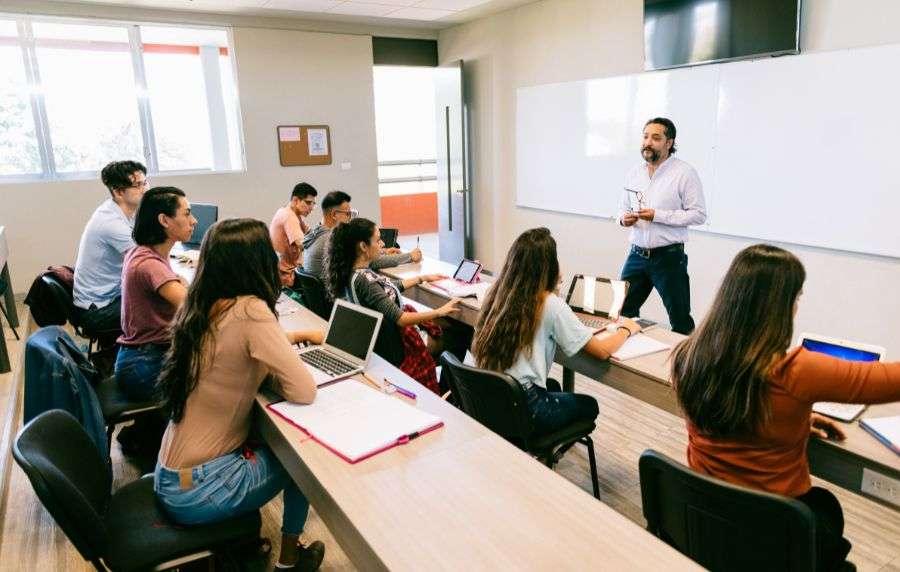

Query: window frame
[0,13,246,184]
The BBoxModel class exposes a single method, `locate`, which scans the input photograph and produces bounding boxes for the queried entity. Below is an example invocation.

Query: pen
[384,377,417,400]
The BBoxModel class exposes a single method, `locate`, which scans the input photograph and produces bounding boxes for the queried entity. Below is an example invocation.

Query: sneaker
[280,541,325,572]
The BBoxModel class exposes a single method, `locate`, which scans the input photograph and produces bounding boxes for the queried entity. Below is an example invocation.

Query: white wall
[439,0,900,355]
[2,16,388,293]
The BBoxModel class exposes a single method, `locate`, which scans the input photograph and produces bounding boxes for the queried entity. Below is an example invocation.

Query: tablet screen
[801,338,881,362]
[454,260,481,283]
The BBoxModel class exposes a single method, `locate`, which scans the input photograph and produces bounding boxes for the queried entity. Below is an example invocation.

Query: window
[0,15,244,182]
[0,20,41,176]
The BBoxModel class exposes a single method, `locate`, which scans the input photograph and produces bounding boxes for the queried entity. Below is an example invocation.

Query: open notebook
[609,333,672,361]
[859,416,900,456]
[267,380,443,463]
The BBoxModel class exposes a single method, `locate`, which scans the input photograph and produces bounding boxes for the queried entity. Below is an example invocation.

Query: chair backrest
[294,269,333,320]
[638,449,816,572]
[13,410,111,564]
[39,275,77,326]
[439,352,533,445]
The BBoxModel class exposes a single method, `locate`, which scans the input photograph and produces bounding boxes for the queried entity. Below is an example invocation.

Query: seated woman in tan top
[672,244,900,572]
[154,218,326,572]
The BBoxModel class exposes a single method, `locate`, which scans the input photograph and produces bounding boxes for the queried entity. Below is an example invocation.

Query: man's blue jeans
[620,244,695,334]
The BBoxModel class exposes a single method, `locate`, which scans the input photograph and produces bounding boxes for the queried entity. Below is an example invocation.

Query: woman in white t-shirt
[473,227,641,435]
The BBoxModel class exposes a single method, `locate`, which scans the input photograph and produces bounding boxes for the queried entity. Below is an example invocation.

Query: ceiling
[41,0,538,28]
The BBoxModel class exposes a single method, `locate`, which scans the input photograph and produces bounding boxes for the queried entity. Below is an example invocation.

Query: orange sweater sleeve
[777,347,900,404]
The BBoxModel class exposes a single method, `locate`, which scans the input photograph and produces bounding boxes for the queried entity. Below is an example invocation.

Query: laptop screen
[325,303,380,361]
[186,203,218,248]
[801,338,882,362]
[566,275,627,318]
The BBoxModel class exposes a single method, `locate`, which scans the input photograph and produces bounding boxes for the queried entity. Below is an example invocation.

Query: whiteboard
[516,43,900,258]
[516,65,719,220]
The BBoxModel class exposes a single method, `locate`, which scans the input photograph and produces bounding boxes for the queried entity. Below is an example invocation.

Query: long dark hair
[158,218,281,422]
[672,244,806,437]
[324,218,377,300]
[132,186,185,246]
[473,227,560,372]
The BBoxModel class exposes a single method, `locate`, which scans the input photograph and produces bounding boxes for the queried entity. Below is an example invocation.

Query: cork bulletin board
[277,125,332,166]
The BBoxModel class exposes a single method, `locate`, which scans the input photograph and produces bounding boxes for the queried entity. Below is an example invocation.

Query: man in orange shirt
[270,182,317,287]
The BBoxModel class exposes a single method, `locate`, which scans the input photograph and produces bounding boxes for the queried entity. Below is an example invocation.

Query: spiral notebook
[267,379,443,463]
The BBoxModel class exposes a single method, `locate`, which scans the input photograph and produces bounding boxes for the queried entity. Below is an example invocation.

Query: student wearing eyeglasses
[270,182,318,287]
[302,190,422,280]
[72,160,150,343]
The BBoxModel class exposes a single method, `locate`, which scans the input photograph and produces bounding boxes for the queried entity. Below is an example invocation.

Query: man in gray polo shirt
[73,160,148,338]
[302,190,421,279]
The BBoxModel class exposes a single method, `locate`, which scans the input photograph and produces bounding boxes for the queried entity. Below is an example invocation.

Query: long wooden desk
[259,298,700,570]
[380,257,900,511]
[168,256,699,569]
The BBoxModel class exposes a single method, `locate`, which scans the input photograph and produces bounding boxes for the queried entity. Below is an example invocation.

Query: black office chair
[40,275,116,361]
[294,269,333,320]
[638,449,817,572]
[0,266,18,341]
[95,374,164,456]
[13,410,262,572]
[440,352,600,499]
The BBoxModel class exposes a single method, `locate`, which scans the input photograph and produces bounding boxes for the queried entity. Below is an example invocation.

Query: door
[434,60,471,262]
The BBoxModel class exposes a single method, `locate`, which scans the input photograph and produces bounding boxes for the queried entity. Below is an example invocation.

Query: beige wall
[439,0,900,355]
[3,23,383,294]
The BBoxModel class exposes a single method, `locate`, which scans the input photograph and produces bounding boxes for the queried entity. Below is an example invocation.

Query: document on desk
[268,380,443,463]
[275,293,299,317]
[860,415,900,456]
[609,333,672,361]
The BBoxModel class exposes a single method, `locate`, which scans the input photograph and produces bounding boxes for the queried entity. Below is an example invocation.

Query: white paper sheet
[307,128,328,156]
[582,275,596,314]
[609,333,672,361]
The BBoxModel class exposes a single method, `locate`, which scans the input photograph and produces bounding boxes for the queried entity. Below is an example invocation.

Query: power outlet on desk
[861,468,900,508]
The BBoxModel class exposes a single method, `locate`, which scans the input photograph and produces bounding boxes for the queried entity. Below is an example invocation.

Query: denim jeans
[524,383,599,436]
[73,296,123,341]
[154,445,309,536]
[114,344,167,402]
[620,244,695,334]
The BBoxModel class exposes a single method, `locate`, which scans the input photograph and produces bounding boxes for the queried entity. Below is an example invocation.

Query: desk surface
[169,252,698,568]
[380,256,900,503]
[259,297,700,570]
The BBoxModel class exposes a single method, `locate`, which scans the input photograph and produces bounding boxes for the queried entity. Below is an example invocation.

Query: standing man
[617,117,706,334]
[270,182,318,286]
[73,160,148,340]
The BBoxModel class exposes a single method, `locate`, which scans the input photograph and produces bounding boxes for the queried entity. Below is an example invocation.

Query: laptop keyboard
[579,316,612,330]
[297,348,356,377]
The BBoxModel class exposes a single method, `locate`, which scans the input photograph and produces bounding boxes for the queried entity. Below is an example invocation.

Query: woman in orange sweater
[672,244,900,572]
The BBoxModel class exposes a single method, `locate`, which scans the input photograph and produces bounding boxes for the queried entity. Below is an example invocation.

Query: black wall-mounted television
[644,0,801,71]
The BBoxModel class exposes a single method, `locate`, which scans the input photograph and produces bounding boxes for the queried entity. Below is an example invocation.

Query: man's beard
[642,147,660,163]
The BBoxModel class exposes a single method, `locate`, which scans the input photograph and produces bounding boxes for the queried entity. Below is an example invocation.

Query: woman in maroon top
[672,244,900,572]
[115,187,195,401]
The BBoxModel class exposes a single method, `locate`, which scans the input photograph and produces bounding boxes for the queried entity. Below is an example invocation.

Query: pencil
[360,372,382,390]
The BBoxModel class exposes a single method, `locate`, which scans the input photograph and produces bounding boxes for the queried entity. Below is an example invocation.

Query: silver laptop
[798,333,886,422]
[564,274,629,331]
[295,300,383,386]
